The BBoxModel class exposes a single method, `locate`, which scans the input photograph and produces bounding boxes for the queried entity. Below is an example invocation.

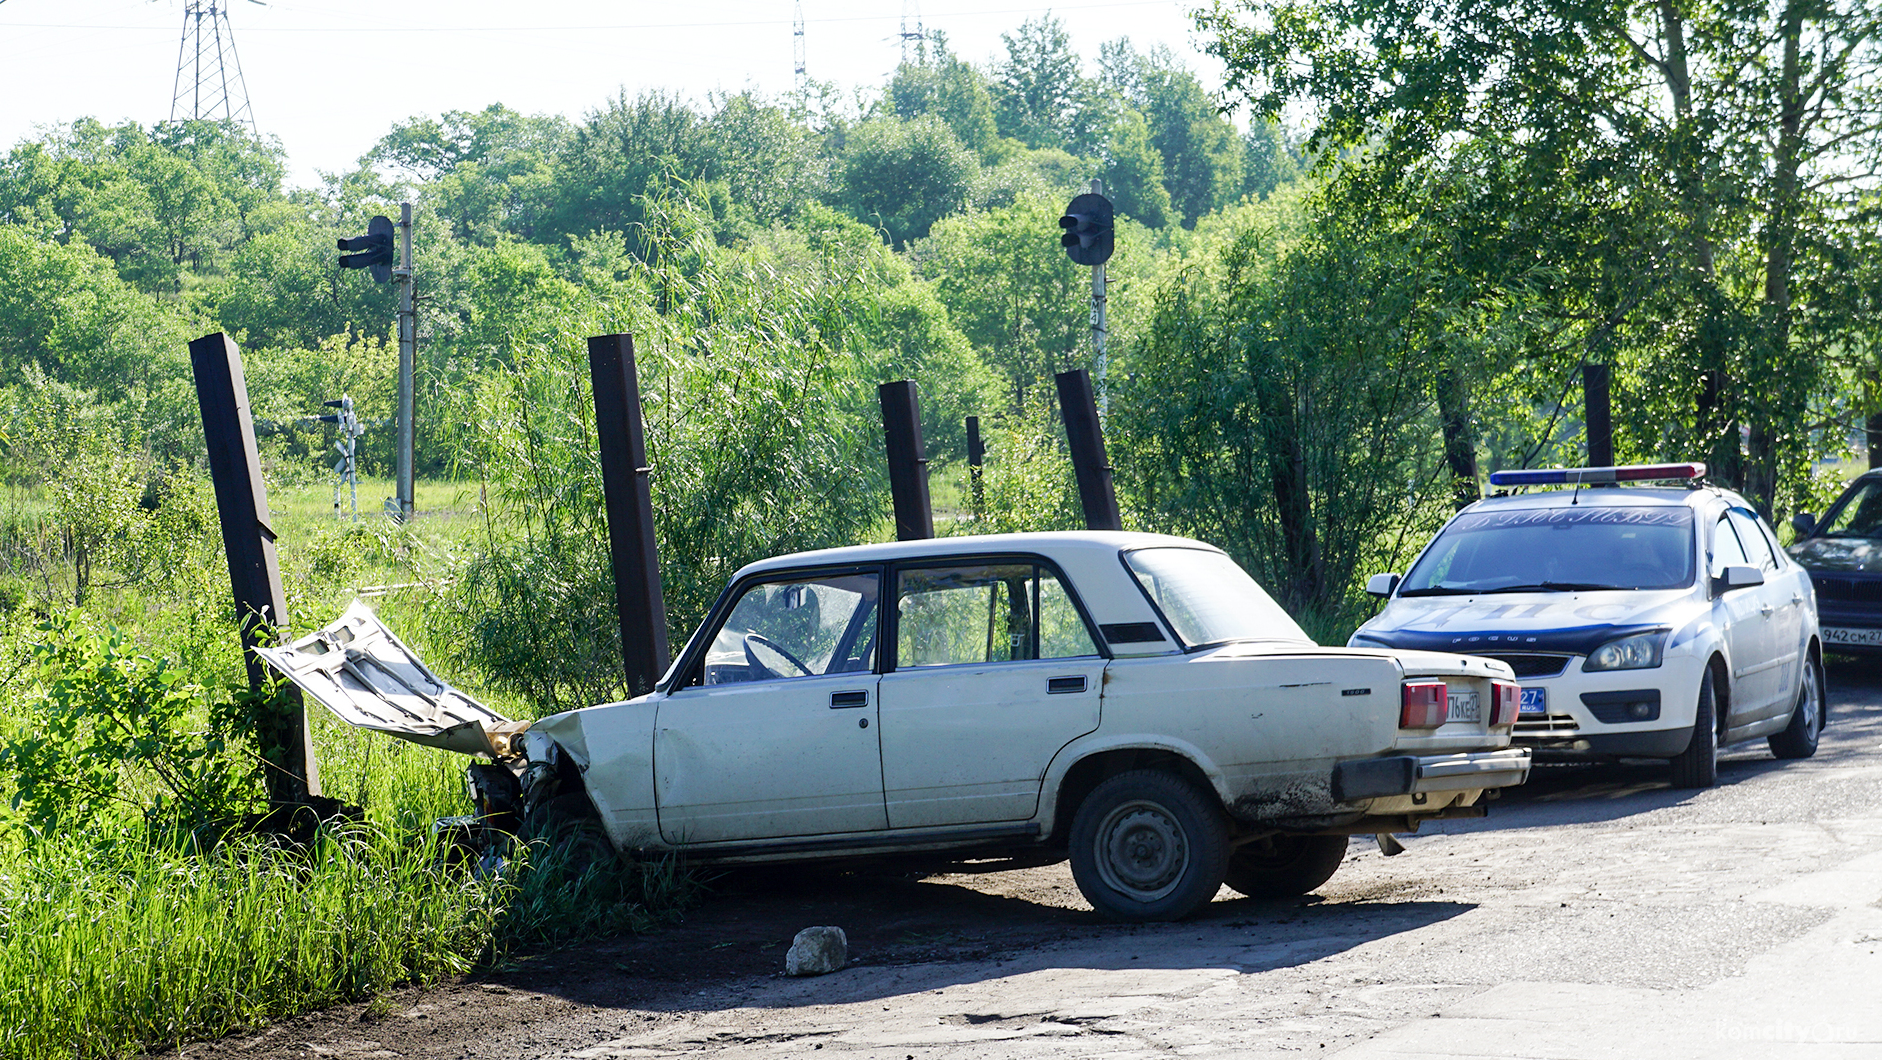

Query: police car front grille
[1483,654,1571,679]
[1810,575,1882,603]
[1515,714,1580,735]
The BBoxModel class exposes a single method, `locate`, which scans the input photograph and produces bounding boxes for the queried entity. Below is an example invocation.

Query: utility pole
[1089,179,1108,414]
[394,202,416,521]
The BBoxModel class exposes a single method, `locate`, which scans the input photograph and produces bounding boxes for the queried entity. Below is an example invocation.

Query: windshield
[1400,506,1696,595]
[1123,548,1312,648]
[1818,478,1882,538]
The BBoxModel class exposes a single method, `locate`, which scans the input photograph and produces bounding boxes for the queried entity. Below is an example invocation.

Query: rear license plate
[1822,627,1882,647]
[1520,687,1547,714]
[1446,690,1481,723]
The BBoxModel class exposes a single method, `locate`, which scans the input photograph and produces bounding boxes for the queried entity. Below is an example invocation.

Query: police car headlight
[1584,631,1667,671]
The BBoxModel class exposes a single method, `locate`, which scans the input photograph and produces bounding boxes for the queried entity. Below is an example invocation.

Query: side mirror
[1366,572,1401,598]
[1791,512,1817,538]
[1714,565,1765,594]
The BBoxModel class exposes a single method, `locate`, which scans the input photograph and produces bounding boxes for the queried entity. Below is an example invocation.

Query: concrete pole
[1089,178,1108,417]
[395,202,415,521]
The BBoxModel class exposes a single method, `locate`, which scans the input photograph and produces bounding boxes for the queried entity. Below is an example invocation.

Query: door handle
[1760,604,1775,618]
[829,689,869,708]
[1048,675,1088,694]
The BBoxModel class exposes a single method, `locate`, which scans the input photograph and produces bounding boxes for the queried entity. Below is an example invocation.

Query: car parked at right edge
[1787,468,1882,654]
[1349,463,1826,788]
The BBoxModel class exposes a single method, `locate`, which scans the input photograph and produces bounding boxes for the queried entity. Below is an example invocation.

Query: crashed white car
[264,532,1531,921]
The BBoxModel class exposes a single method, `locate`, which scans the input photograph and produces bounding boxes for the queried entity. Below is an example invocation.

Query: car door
[1729,507,1803,722]
[654,568,887,844]
[1709,513,1779,722]
[876,559,1106,830]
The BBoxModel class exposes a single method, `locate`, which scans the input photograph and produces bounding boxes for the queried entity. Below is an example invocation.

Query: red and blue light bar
[1488,462,1706,487]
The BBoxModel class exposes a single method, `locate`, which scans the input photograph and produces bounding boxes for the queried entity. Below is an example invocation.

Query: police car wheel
[1669,668,1719,789]
[1768,654,1823,760]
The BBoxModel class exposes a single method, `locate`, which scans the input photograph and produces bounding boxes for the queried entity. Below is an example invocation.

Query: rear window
[1401,506,1696,595]
[1123,548,1312,648]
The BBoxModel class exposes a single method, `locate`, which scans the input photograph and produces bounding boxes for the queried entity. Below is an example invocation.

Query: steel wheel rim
[1800,662,1821,731]
[1094,799,1188,902]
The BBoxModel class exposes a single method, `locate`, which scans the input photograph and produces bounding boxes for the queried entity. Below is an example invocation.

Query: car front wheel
[1224,834,1348,899]
[1068,770,1229,922]
[1669,667,1720,789]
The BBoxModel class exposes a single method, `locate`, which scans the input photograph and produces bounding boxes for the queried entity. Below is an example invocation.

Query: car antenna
[1571,471,1583,506]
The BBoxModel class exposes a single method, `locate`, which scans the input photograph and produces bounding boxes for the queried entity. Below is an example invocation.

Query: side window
[1728,510,1777,571]
[694,571,879,686]
[895,561,1100,669]
[1710,514,1749,576]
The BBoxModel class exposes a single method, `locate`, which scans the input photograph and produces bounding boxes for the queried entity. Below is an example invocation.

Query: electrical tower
[170,2,259,132]
[793,0,807,94]
[898,0,924,64]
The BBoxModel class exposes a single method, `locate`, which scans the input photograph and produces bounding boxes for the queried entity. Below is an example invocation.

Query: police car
[1350,463,1825,788]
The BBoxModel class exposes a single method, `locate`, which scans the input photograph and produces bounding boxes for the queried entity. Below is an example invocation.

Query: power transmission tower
[898,0,924,64]
[793,0,807,94]
[170,2,259,132]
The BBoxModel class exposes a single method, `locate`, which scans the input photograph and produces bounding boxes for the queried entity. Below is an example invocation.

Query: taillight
[1491,681,1521,727]
[1400,682,1447,729]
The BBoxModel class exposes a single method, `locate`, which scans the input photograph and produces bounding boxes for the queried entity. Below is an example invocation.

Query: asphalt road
[195,658,1882,1060]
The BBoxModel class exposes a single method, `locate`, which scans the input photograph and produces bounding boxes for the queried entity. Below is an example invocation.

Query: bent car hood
[256,600,523,757]
[1790,536,1882,575]
[1356,589,1692,655]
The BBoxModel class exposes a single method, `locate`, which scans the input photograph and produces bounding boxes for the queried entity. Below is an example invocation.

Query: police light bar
[1488,462,1706,487]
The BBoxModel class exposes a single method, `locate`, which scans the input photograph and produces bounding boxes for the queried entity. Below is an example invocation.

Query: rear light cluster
[1491,681,1521,727]
[1400,682,1447,729]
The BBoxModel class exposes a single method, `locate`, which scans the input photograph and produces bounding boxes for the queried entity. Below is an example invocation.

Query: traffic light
[1059,192,1114,266]
[338,215,395,283]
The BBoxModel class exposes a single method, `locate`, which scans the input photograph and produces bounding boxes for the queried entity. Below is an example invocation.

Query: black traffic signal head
[337,215,395,283]
[1059,192,1114,266]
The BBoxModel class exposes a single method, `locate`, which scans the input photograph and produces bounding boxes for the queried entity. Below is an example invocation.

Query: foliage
[837,115,979,248]
[0,613,255,840]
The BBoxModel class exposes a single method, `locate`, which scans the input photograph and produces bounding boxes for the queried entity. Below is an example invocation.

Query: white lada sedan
[264,531,1530,922]
[1351,464,1825,789]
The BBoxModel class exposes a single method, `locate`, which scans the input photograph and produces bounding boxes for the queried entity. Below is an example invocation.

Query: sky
[0,0,1232,189]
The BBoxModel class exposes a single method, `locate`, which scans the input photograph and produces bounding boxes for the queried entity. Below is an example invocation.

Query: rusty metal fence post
[588,334,671,697]
[1055,368,1122,531]
[880,380,934,540]
[190,332,320,803]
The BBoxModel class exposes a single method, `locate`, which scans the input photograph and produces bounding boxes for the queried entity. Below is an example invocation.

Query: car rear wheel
[1669,667,1719,789]
[1068,770,1229,922]
[1768,653,1823,760]
[1223,834,1348,899]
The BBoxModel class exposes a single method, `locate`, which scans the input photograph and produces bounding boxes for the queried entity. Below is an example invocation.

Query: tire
[1223,834,1349,899]
[1768,653,1823,760]
[1068,770,1230,922]
[1669,667,1720,789]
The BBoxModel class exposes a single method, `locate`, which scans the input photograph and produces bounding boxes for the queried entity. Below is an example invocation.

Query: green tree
[886,33,1004,163]
[837,115,978,248]
[992,16,1108,155]
[1101,109,1173,227]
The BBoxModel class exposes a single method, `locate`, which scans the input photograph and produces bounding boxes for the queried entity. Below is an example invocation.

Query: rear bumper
[1332,748,1532,803]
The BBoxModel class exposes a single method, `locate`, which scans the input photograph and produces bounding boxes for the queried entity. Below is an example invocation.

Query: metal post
[1056,368,1122,531]
[966,415,985,521]
[1089,177,1108,416]
[879,380,934,540]
[190,332,320,803]
[1583,362,1613,467]
[394,202,415,521]
[587,334,672,697]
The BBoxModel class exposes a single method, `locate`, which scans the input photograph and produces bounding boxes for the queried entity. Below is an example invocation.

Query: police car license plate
[1446,690,1481,723]
[1822,627,1882,647]
[1520,687,1547,714]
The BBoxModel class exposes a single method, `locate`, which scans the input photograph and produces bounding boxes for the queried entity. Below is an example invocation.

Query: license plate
[1446,690,1481,723]
[1520,687,1547,714]
[1822,627,1882,647]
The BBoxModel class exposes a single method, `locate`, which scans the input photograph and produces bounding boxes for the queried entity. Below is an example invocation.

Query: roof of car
[734,530,1216,578]
[1466,484,1736,513]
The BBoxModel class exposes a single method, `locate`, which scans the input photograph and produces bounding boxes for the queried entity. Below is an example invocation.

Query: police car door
[1710,512,1781,723]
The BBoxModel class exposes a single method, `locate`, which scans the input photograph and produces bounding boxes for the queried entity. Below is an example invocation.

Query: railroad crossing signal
[1059,192,1114,266]
[337,215,395,283]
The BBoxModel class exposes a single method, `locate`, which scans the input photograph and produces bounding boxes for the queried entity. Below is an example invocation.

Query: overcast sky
[1,0,1230,188]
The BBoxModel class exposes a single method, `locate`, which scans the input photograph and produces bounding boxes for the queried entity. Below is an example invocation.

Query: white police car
[1350,463,1825,788]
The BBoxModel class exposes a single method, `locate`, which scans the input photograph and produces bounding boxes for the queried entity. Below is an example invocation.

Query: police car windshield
[1399,506,1695,596]
[1818,478,1882,538]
